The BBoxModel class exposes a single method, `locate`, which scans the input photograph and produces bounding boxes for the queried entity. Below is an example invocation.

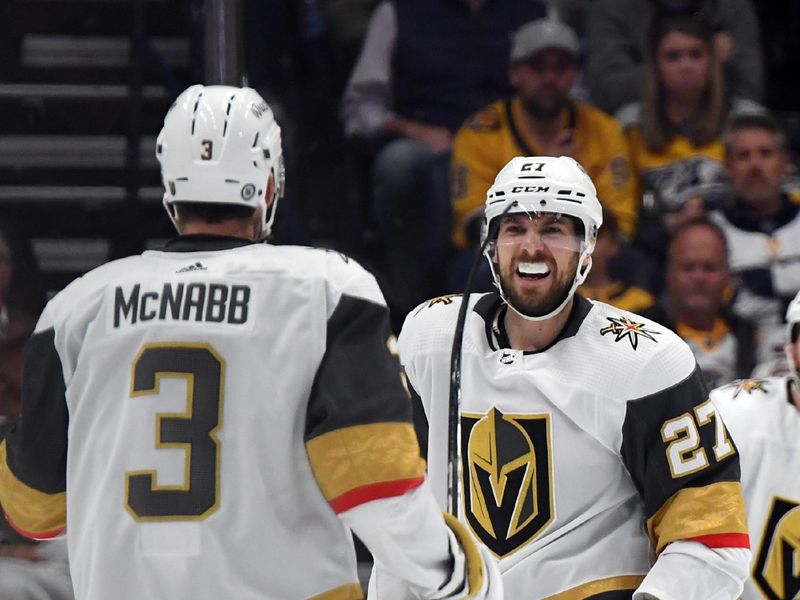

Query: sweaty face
[492,213,582,318]
[511,49,577,119]
[666,225,729,318]
[726,127,789,207]
[656,31,711,104]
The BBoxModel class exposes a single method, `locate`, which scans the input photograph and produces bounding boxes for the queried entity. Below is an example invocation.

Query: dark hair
[666,217,728,264]
[173,202,255,224]
[722,111,788,153]
[642,11,726,151]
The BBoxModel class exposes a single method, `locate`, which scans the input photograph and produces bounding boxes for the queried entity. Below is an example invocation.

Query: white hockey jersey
[0,237,461,600]
[400,292,751,599]
[712,377,800,600]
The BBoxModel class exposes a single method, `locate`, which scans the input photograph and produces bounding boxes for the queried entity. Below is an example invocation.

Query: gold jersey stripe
[306,422,426,504]
[308,582,363,599]
[647,481,749,554]
[543,575,645,599]
[0,441,66,537]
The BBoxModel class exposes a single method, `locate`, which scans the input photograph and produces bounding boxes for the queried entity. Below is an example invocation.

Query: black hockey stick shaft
[447,204,513,516]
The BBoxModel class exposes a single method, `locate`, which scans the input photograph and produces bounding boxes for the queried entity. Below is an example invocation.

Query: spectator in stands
[586,0,763,115]
[616,11,763,260]
[451,18,636,252]
[577,209,657,316]
[651,219,758,389]
[340,0,547,329]
[709,111,800,362]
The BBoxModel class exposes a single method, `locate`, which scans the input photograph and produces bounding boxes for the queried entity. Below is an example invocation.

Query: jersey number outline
[661,399,734,478]
[125,343,225,521]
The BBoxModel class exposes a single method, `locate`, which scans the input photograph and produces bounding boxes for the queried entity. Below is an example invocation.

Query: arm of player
[341,482,501,599]
[621,363,750,599]
[304,263,500,598]
[0,320,68,540]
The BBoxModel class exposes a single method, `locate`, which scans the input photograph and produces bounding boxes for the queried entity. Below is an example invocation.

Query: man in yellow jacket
[451,18,637,251]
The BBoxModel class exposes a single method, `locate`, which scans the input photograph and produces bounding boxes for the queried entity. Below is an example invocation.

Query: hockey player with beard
[0,85,501,600]
[395,156,751,598]
[710,290,800,600]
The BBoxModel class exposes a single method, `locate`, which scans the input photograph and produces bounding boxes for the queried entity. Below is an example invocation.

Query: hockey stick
[447,203,514,516]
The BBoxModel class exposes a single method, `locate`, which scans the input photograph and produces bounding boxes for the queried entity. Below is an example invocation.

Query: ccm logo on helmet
[511,186,550,193]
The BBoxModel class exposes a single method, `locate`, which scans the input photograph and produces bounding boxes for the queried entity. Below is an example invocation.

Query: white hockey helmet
[786,289,800,385]
[482,156,603,321]
[156,84,285,238]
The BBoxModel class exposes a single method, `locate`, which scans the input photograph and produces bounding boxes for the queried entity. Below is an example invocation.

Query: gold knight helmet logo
[461,408,553,558]
[753,496,800,599]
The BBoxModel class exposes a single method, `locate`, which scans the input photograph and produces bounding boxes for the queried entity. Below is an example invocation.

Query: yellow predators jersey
[400,293,750,598]
[712,377,800,600]
[451,96,637,248]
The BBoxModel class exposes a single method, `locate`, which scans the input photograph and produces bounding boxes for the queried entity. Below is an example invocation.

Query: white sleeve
[339,480,456,596]
[634,541,751,600]
[340,1,397,137]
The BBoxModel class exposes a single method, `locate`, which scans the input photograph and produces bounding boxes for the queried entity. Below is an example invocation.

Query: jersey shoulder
[577,299,697,397]
[398,293,474,360]
[247,244,386,308]
[711,376,786,411]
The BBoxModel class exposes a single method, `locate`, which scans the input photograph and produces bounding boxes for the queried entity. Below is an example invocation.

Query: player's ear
[264,173,276,209]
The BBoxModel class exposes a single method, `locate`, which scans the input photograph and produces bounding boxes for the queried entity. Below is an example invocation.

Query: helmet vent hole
[223,120,228,136]
[558,189,570,195]
[252,160,258,167]
[539,200,547,206]
[252,132,260,147]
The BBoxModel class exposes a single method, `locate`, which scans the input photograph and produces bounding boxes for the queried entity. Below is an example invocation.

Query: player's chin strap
[447,203,515,517]
[485,242,593,322]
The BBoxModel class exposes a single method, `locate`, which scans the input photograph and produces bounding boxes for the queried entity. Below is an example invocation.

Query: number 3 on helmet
[156,85,285,238]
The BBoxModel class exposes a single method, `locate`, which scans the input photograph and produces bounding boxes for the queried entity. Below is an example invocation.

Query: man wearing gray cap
[451,18,636,259]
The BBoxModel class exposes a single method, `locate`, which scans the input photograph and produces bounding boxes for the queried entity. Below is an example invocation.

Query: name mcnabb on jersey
[113,281,252,327]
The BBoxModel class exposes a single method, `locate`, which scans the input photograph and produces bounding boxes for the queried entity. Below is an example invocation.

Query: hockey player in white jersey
[0,85,502,600]
[711,289,800,599]
[397,156,751,598]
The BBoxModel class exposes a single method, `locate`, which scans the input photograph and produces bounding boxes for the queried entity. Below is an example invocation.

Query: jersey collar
[162,235,259,253]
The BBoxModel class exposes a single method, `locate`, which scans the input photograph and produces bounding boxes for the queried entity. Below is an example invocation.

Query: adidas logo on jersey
[177,262,207,273]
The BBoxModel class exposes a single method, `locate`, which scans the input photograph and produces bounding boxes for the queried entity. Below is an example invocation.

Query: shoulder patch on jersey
[725,378,770,398]
[599,315,661,350]
[468,106,501,132]
[413,294,460,315]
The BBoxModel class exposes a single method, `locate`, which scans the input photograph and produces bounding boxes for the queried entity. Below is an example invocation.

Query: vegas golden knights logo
[461,408,553,558]
[753,496,800,599]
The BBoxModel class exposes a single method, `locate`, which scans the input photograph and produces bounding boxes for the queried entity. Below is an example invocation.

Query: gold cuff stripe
[0,441,66,537]
[308,583,364,599]
[306,422,426,502]
[647,481,749,554]
[443,512,485,596]
[542,575,645,600]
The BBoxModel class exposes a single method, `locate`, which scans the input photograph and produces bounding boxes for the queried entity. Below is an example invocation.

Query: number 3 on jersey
[125,343,224,521]
[661,399,734,478]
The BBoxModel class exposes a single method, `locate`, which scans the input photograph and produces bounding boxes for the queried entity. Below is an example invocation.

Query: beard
[521,91,568,121]
[496,251,579,318]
